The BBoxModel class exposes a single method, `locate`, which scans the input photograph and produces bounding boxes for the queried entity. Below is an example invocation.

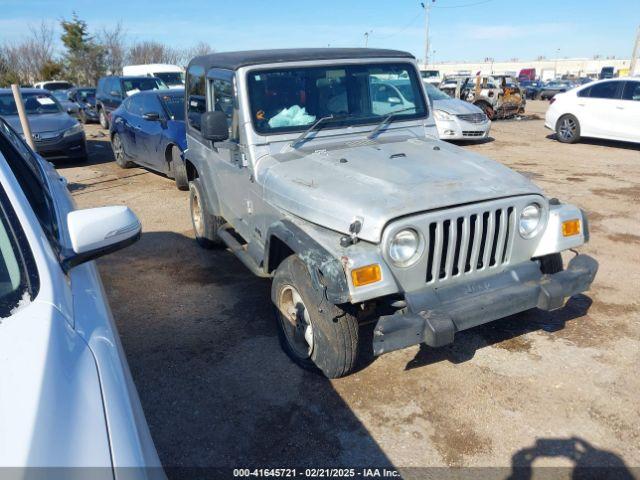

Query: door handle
[577,103,585,107]
[615,106,624,110]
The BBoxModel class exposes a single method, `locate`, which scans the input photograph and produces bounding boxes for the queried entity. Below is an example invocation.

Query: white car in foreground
[0,118,163,478]
[424,82,491,140]
[545,77,640,144]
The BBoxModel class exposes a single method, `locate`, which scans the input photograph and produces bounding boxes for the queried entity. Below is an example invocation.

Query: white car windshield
[247,62,428,134]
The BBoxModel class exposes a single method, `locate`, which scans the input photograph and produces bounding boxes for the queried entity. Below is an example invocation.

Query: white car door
[0,184,111,469]
[619,80,640,143]
[577,81,624,139]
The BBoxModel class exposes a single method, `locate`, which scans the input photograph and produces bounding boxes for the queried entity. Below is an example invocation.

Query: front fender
[265,220,350,305]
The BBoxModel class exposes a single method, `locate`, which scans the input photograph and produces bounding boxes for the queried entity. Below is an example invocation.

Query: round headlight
[519,204,541,238]
[389,229,420,266]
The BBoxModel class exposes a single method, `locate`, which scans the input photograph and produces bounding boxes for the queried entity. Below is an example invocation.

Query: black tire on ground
[475,101,495,120]
[188,178,224,249]
[171,146,189,191]
[539,253,563,274]
[272,255,359,378]
[555,114,581,144]
[99,108,109,129]
[112,133,133,168]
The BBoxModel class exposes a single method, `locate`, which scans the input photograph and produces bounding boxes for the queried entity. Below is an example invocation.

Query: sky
[0,0,637,63]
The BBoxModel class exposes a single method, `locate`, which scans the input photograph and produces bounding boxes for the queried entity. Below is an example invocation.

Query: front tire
[99,108,109,129]
[272,255,359,378]
[188,178,224,249]
[556,114,581,144]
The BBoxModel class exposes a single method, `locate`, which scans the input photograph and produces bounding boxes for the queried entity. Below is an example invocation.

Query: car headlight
[389,229,421,266]
[519,203,542,238]
[63,123,84,137]
[433,109,453,121]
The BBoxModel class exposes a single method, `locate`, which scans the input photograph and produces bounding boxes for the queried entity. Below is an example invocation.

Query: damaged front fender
[265,220,351,304]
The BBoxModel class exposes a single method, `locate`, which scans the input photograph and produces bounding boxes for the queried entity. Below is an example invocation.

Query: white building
[425,58,634,79]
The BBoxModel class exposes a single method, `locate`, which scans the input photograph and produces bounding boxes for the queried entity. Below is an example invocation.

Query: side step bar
[217,224,270,278]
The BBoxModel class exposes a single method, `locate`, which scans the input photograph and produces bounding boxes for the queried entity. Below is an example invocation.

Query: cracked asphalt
[57,101,639,477]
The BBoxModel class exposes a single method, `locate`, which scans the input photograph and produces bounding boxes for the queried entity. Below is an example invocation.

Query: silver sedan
[424,82,491,140]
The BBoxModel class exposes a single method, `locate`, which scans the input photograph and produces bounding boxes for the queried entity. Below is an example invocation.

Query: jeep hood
[262,137,542,243]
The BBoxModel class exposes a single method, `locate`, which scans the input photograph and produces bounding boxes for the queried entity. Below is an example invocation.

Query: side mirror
[63,206,141,271]
[143,111,161,121]
[110,90,121,98]
[200,110,229,142]
[388,96,402,105]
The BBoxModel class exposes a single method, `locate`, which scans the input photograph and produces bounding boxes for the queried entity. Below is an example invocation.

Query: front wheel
[188,178,224,249]
[272,255,359,378]
[556,114,581,144]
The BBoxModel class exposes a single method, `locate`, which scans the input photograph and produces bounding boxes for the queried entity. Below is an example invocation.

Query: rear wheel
[171,146,188,191]
[273,255,359,378]
[112,133,133,168]
[99,108,109,129]
[188,178,224,249]
[556,114,580,144]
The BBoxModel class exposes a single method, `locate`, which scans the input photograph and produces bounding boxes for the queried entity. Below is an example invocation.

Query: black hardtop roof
[188,48,415,71]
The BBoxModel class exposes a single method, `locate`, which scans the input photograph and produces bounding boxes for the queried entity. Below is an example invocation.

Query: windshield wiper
[367,107,417,140]
[290,114,346,148]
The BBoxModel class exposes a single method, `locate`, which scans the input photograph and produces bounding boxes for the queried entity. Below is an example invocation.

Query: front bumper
[436,117,491,140]
[35,131,87,160]
[372,254,598,355]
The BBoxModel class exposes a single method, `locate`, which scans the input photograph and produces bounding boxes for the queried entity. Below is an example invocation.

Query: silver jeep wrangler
[183,49,597,378]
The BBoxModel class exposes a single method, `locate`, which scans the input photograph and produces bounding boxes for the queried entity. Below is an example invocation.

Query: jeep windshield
[247,62,428,135]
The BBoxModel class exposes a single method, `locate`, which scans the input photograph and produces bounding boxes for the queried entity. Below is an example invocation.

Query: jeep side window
[187,65,206,131]
[210,77,236,140]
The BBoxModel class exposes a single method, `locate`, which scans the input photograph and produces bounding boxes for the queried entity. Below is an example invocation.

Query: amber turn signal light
[351,264,382,287]
[562,219,581,237]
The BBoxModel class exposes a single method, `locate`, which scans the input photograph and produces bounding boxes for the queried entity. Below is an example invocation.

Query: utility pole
[630,25,640,76]
[364,30,373,48]
[421,1,435,68]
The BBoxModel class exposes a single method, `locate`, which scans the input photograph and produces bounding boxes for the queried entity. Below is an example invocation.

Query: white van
[33,80,74,91]
[122,64,185,89]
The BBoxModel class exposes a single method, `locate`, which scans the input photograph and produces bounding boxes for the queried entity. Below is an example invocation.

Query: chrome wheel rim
[191,191,203,237]
[278,285,314,358]
[558,117,577,140]
[112,135,123,161]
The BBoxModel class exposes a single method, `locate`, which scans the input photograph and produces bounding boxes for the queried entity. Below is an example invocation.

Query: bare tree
[98,21,127,75]
[0,21,57,84]
[179,41,215,65]
[127,40,181,65]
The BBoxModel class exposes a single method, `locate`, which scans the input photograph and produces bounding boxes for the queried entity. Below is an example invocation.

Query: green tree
[39,60,64,80]
[60,13,105,85]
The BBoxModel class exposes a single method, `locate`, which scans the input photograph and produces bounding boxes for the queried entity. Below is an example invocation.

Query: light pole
[554,48,561,78]
[421,1,435,67]
[364,30,373,48]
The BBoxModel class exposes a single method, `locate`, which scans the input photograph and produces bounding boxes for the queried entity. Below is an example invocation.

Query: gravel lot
[59,101,639,476]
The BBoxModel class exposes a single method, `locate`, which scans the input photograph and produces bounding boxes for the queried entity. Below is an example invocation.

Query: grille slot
[457,113,487,123]
[425,206,516,284]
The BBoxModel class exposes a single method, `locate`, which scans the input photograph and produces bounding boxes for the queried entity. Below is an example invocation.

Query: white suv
[545,78,640,144]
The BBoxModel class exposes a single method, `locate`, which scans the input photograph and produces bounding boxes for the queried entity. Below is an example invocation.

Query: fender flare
[183,157,222,218]
[266,220,350,305]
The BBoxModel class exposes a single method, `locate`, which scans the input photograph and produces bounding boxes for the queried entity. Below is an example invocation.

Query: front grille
[425,206,516,284]
[462,131,485,137]
[457,113,487,123]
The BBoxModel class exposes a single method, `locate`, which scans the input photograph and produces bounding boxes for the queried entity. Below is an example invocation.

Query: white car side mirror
[64,206,141,271]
